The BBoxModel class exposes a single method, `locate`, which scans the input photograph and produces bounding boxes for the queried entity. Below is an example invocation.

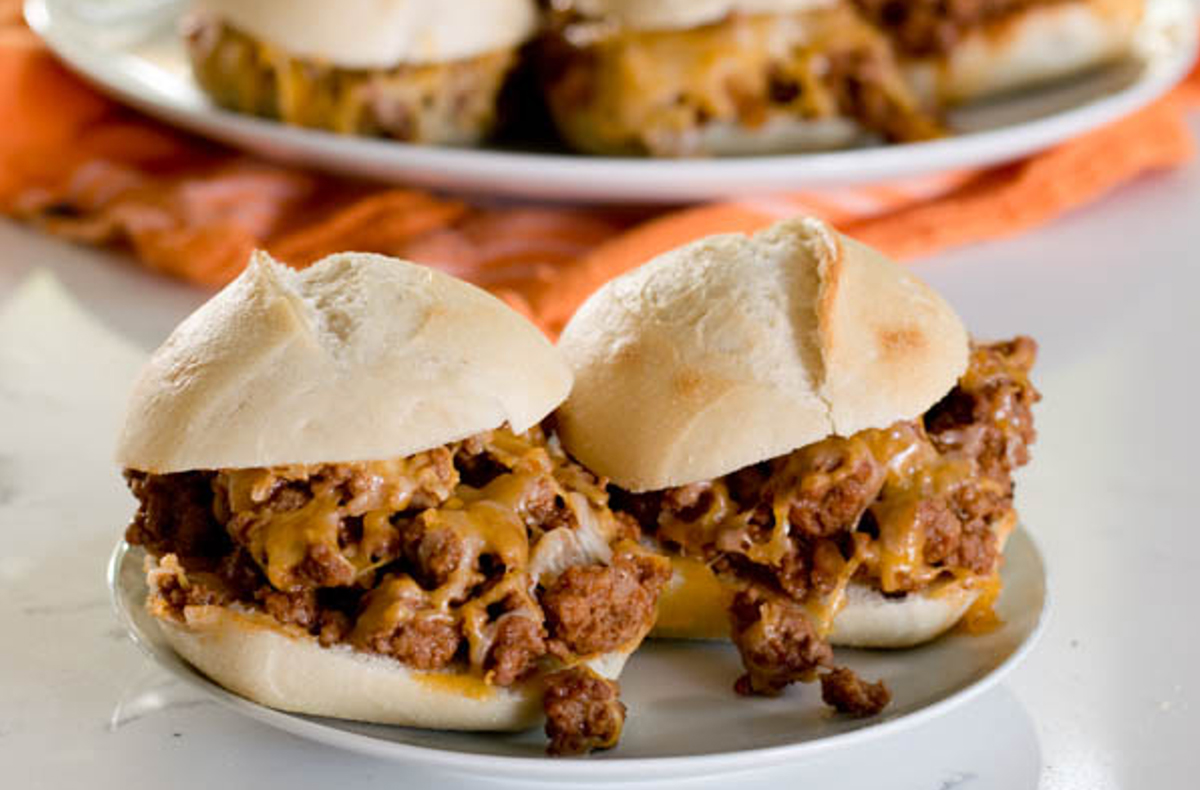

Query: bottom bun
[644,116,864,158]
[825,579,979,648]
[649,512,1016,649]
[156,603,633,732]
[904,0,1141,106]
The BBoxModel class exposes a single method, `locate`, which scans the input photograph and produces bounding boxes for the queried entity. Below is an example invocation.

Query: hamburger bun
[185,1,536,144]
[191,0,538,68]
[556,216,968,492]
[148,559,636,731]
[118,250,571,474]
[555,216,998,650]
[119,251,649,735]
[902,0,1144,105]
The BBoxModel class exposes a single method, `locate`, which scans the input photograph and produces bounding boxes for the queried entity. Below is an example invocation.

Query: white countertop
[3,124,1199,790]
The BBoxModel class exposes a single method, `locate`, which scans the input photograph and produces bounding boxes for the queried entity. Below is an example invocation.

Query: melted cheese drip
[220,452,459,591]
[653,557,734,639]
[259,498,347,590]
[412,669,499,700]
[959,572,1004,635]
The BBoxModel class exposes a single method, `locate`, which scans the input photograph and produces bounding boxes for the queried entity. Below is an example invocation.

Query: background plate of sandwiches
[25,0,1199,202]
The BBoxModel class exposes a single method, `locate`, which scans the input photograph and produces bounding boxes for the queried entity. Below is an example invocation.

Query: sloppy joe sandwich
[117,250,668,755]
[854,0,1144,105]
[538,0,942,156]
[184,0,538,144]
[555,217,1038,712]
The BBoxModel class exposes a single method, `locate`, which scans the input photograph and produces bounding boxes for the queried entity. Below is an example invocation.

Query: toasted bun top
[556,217,968,492]
[564,0,835,31]
[118,251,571,473]
[193,0,538,68]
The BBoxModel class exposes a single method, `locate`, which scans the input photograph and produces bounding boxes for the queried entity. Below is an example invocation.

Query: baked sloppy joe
[184,0,538,145]
[853,0,1144,104]
[555,217,1038,711]
[116,251,668,755]
[538,0,942,156]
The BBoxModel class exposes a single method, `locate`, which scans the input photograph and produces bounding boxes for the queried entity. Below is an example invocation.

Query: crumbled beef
[946,526,999,576]
[485,614,547,686]
[729,589,833,696]
[661,483,716,521]
[917,498,964,565]
[821,667,892,716]
[543,667,626,756]
[352,612,463,671]
[317,610,352,647]
[258,587,320,630]
[775,537,852,600]
[825,45,935,143]
[152,566,228,613]
[521,475,576,532]
[926,337,1040,480]
[291,542,357,590]
[543,551,671,657]
[124,470,224,560]
[401,518,467,589]
[773,440,885,538]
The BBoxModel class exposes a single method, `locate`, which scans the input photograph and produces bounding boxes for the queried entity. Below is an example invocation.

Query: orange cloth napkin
[2,0,1197,333]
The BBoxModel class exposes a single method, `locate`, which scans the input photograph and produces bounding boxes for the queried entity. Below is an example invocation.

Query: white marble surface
[3,123,1200,789]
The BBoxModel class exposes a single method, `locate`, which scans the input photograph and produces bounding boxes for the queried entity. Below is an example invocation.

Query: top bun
[556,217,967,492]
[118,251,571,473]
[192,0,538,68]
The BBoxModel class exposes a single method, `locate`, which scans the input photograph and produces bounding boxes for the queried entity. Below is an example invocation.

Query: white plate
[108,527,1048,784]
[25,0,1199,204]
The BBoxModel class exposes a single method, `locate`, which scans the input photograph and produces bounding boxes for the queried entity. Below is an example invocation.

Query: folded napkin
[1,0,1197,333]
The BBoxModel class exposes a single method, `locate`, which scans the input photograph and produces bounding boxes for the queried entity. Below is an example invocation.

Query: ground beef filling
[542,550,673,658]
[820,667,892,716]
[729,588,833,696]
[615,338,1039,708]
[853,0,1071,57]
[543,666,627,756]
[125,425,666,719]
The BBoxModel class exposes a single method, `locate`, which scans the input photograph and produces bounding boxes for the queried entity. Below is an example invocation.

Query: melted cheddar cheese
[650,419,1013,639]
[213,426,628,681]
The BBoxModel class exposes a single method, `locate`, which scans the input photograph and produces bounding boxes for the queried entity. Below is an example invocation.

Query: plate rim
[106,526,1050,782]
[26,0,1200,203]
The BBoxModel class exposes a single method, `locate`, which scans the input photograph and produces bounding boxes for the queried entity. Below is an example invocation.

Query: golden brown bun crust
[117,250,572,473]
[556,217,968,492]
